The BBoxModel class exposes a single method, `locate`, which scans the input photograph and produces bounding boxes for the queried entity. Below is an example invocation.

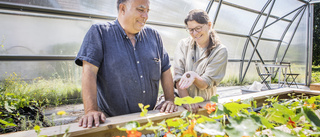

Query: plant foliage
[0,73,81,134]
[117,94,320,137]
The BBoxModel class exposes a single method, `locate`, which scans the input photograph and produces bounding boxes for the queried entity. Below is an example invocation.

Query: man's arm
[78,60,106,128]
[158,68,178,113]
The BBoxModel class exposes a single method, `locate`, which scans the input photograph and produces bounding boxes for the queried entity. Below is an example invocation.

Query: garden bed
[2,88,320,137]
[310,83,320,91]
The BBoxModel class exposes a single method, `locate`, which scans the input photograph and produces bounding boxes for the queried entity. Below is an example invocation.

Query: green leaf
[0,119,16,127]
[253,100,257,108]
[225,117,259,137]
[242,97,254,107]
[194,122,225,136]
[266,103,295,124]
[137,121,152,131]
[223,103,251,117]
[116,121,140,131]
[156,120,167,128]
[209,103,225,119]
[271,129,296,137]
[292,113,303,122]
[290,101,300,107]
[197,115,216,123]
[258,115,274,128]
[138,103,149,117]
[303,106,320,128]
[4,101,14,113]
[180,110,191,119]
[166,118,185,127]
[174,96,204,106]
[210,95,219,103]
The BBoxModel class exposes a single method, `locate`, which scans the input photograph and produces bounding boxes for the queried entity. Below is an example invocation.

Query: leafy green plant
[0,73,81,134]
[312,65,320,83]
[117,94,320,137]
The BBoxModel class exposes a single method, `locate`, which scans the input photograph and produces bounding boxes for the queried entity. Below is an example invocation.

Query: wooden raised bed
[310,83,320,91]
[2,88,320,137]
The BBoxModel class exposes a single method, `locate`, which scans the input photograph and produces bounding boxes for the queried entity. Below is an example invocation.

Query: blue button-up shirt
[75,20,171,116]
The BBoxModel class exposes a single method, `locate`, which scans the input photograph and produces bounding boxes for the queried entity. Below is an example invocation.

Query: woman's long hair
[184,9,220,57]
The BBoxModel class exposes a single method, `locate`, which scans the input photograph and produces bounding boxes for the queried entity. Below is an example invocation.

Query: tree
[313,4,320,65]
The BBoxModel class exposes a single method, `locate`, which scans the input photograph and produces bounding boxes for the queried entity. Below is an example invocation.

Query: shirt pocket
[149,57,161,80]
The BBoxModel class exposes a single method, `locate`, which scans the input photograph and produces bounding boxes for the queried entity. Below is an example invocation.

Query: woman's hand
[179,71,200,89]
[182,103,202,114]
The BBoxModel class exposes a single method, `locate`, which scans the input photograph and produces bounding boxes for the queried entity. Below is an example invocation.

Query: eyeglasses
[186,25,205,33]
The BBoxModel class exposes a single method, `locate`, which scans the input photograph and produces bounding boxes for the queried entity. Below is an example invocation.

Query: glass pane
[253,18,289,40]
[255,40,278,60]
[151,25,189,58]
[218,34,247,59]
[209,3,259,35]
[0,61,81,82]
[148,0,209,24]
[278,13,307,84]
[0,0,118,16]
[222,0,268,11]
[0,11,92,55]
[271,0,306,20]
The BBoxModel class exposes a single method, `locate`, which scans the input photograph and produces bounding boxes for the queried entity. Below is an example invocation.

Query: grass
[0,72,82,133]
[1,72,82,107]
[312,65,320,83]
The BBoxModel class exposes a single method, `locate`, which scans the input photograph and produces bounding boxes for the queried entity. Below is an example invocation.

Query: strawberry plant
[117,93,320,137]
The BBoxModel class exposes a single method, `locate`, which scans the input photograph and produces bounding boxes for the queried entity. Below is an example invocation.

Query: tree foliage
[313,4,320,65]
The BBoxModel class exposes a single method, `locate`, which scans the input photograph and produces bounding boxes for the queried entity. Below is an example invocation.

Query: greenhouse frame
[0,0,319,86]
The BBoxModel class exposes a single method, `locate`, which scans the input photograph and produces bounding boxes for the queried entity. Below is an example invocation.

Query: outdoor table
[263,64,289,88]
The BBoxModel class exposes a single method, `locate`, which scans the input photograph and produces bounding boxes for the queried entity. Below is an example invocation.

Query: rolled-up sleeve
[201,47,228,88]
[173,39,187,87]
[75,24,103,67]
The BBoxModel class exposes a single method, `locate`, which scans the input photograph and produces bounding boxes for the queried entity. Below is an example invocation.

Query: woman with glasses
[173,9,228,113]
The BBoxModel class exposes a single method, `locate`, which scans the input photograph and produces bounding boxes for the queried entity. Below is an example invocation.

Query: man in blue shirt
[75,0,177,128]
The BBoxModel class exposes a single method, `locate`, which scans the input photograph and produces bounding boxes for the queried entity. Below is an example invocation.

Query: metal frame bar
[242,0,276,82]
[239,1,311,83]
[274,6,306,67]
[269,6,305,78]
[0,1,116,20]
[213,0,292,22]
[206,0,214,13]
[239,0,272,82]
[0,1,186,30]
[0,55,75,61]
[251,5,305,36]
[0,0,313,86]
[279,8,306,64]
[210,0,223,29]
[307,3,314,86]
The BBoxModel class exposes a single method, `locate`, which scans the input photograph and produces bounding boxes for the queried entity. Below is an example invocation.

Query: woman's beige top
[173,36,228,101]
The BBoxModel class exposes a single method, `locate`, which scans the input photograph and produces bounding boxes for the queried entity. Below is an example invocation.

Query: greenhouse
[1,0,320,137]
[0,0,318,85]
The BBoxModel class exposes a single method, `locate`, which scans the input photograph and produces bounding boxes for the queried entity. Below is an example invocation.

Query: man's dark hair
[117,0,129,11]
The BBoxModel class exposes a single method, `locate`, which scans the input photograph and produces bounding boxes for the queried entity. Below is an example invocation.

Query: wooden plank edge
[4,88,317,137]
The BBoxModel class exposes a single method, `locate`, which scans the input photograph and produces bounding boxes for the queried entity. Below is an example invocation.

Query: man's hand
[155,101,178,113]
[78,110,106,128]
[182,103,202,114]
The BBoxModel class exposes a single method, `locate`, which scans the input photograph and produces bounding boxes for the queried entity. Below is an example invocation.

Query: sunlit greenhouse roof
[0,0,318,86]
